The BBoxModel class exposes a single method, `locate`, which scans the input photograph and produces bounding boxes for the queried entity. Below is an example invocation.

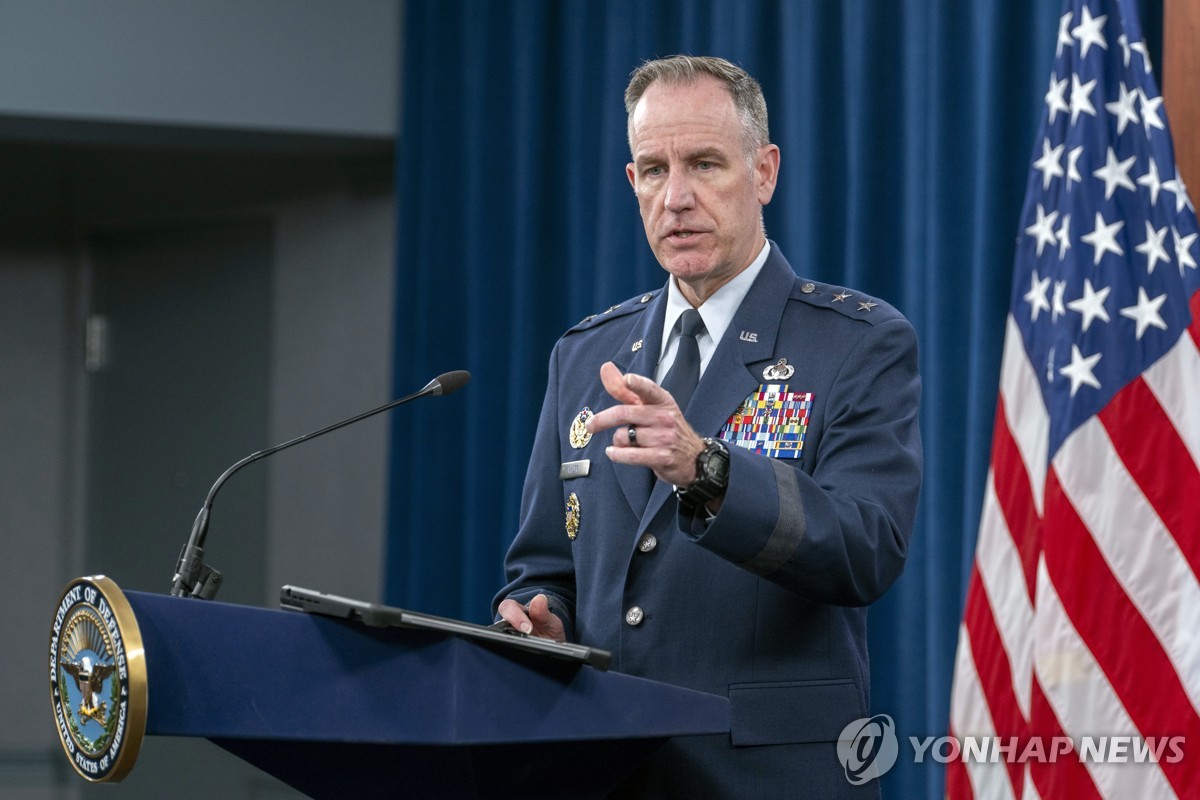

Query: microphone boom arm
[169,370,469,599]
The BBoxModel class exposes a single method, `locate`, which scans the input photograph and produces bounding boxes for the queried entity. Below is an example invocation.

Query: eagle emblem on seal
[59,655,116,727]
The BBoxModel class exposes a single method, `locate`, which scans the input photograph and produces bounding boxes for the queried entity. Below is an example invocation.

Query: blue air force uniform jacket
[496,244,922,798]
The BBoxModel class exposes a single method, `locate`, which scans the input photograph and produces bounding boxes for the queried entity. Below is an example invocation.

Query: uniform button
[625,606,644,626]
[637,533,657,553]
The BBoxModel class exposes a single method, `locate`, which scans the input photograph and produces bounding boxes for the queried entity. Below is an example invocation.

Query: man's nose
[664,170,695,211]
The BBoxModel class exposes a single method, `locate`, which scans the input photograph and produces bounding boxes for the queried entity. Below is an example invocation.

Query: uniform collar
[659,239,771,369]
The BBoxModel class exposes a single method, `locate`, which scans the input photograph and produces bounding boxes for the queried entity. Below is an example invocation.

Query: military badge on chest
[762,358,795,381]
[569,407,593,449]
[565,492,581,540]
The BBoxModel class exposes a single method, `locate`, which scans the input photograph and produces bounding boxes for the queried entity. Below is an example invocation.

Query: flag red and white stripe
[948,1,1200,798]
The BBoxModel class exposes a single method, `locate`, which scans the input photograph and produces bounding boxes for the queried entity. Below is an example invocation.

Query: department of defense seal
[49,576,147,783]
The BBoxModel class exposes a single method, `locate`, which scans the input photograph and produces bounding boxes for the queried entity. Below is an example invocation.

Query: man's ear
[755,144,781,205]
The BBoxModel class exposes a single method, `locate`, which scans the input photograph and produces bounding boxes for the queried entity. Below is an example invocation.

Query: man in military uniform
[495,55,921,798]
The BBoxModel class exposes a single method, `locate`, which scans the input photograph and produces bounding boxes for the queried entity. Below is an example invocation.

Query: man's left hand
[586,361,705,488]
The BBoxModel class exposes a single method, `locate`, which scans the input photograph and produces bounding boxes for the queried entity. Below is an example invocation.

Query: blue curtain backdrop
[386,2,1159,797]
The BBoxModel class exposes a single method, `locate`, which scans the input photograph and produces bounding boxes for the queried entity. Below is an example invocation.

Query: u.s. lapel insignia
[763,358,795,381]
[565,492,581,540]
[632,339,643,352]
[569,408,593,448]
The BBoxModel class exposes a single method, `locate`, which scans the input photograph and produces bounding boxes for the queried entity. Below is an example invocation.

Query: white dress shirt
[654,240,770,385]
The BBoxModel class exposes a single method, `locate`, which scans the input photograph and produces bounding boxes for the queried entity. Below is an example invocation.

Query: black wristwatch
[675,437,730,513]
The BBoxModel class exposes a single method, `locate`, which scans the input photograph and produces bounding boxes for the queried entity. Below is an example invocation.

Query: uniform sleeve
[681,317,922,606]
[492,342,578,639]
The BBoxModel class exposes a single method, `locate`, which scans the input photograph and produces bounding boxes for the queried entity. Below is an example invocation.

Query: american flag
[947,0,1200,797]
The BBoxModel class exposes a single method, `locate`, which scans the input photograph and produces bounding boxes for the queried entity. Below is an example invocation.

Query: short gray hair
[624,55,770,158]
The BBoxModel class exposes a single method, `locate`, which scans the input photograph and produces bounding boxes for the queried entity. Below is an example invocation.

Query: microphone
[169,370,471,599]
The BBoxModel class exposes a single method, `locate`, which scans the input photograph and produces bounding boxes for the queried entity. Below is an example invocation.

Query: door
[84,219,272,606]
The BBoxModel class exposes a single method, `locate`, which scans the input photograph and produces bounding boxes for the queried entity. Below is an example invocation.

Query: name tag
[559,459,591,479]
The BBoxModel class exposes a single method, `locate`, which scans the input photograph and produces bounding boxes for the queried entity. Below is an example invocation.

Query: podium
[118,590,729,798]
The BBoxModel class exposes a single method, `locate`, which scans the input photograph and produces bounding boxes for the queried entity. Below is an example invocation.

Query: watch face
[709,455,729,482]
[702,440,730,483]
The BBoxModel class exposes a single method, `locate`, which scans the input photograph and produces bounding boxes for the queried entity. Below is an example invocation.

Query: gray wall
[0,0,397,136]
[267,188,398,599]
[0,2,400,797]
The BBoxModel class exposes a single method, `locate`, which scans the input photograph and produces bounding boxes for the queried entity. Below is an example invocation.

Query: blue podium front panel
[124,591,729,798]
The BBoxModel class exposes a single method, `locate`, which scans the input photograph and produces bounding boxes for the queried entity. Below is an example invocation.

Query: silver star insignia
[858,301,878,312]
[832,292,851,303]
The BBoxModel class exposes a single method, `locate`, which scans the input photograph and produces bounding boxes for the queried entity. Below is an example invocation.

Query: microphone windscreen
[432,370,471,396]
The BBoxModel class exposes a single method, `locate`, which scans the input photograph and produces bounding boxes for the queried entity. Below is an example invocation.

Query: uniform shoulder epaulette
[789,278,905,326]
[565,289,660,335]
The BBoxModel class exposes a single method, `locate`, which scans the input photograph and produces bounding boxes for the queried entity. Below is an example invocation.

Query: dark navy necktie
[660,308,706,410]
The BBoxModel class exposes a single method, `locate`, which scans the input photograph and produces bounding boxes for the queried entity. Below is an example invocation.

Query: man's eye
[645,166,665,177]
[697,161,715,170]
